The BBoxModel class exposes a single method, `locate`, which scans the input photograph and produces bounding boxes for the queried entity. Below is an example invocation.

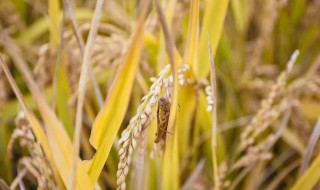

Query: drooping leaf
[2,37,93,190]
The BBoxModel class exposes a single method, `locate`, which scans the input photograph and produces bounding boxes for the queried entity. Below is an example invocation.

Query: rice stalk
[69,0,104,188]
[208,40,219,189]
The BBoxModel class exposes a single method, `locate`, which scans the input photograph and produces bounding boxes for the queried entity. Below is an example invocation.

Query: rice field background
[0,0,320,189]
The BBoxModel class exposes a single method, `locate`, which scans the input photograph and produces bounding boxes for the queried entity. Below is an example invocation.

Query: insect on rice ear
[155,96,172,143]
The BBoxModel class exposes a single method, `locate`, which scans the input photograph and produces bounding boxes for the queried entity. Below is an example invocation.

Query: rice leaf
[48,0,60,49]
[69,0,104,188]
[2,36,94,190]
[0,56,63,189]
[55,56,74,137]
[231,0,247,32]
[184,0,199,68]
[291,151,320,190]
[177,0,198,157]
[197,0,229,78]
[49,0,74,138]
[87,0,149,183]
[281,128,306,155]
[17,9,94,43]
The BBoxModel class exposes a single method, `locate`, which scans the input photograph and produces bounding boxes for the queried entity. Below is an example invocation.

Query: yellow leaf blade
[2,36,93,190]
[177,0,199,157]
[197,0,229,78]
[87,0,149,183]
[291,155,320,190]
[185,0,199,67]
[0,56,63,188]
[56,55,74,137]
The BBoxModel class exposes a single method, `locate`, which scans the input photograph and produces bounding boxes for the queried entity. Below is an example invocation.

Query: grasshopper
[155,97,171,143]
